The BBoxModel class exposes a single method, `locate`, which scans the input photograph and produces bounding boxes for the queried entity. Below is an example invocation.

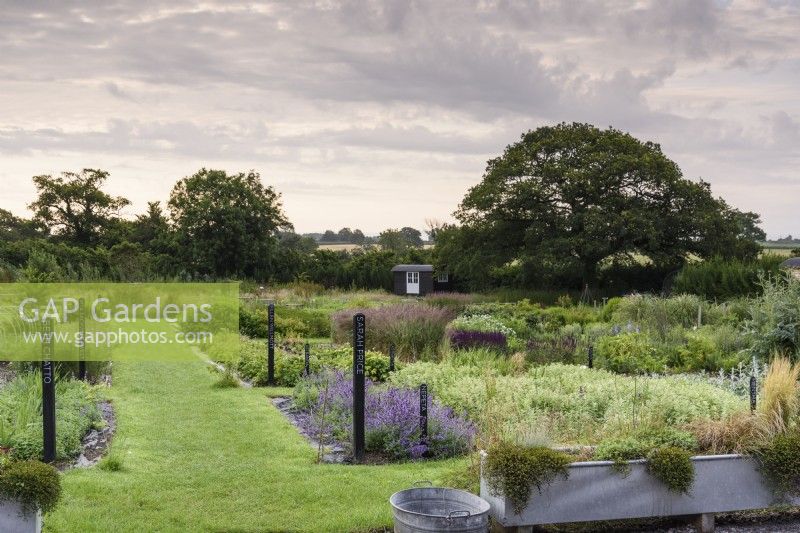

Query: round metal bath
[389,486,490,533]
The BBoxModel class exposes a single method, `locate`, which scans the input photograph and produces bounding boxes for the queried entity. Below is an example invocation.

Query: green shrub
[450,314,516,336]
[0,373,102,461]
[745,276,800,362]
[674,255,785,300]
[647,447,694,494]
[483,442,571,514]
[97,453,125,472]
[316,346,393,382]
[595,427,697,473]
[0,460,61,513]
[232,339,394,386]
[759,431,800,495]
[595,333,662,374]
[239,305,331,339]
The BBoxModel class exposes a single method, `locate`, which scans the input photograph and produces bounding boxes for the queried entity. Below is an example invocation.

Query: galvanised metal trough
[0,499,42,533]
[390,484,490,533]
[480,453,800,533]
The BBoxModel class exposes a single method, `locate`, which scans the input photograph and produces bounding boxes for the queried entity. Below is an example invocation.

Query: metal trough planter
[0,499,42,533]
[480,453,799,532]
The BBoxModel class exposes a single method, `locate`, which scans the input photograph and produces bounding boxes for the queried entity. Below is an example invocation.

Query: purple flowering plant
[293,369,474,460]
[449,329,508,351]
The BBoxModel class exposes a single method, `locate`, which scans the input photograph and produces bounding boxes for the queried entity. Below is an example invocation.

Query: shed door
[406,271,420,294]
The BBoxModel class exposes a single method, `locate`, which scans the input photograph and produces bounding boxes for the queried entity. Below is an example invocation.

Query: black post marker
[419,383,428,444]
[750,374,757,412]
[304,342,310,376]
[78,297,86,381]
[389,344,395,372]
[353,313,366,462]
[41,318,56,463]
[267,302,275,385]
[588,345,594,369]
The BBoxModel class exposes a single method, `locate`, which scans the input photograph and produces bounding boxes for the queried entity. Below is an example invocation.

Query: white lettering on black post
[353,313,366,462]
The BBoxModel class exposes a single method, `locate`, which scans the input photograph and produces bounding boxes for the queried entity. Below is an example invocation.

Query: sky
[0,0,798,237]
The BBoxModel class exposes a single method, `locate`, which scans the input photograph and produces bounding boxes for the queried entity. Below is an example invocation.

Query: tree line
[0,123,769,295]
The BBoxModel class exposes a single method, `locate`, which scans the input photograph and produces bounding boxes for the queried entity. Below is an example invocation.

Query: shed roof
[391,264,434,272]
[780,257,800,269]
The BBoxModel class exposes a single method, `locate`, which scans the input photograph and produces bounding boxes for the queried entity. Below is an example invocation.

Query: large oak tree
[446,123,762,289]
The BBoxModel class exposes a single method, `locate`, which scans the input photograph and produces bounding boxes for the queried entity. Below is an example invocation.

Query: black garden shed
[391,264,452,295]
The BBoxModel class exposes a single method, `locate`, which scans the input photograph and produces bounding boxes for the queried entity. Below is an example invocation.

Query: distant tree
[352,229,366,245]
[377,229,408,252]
[424,218,447,243]
[320,230,338,242]
[399,227,423,247]
[448,123,763,289]
[337,227,354,242]
[28,169,130,245]
[168,169,291,278]
[0,209,45,241]
[130,202,171,247]
[733,210,767,242]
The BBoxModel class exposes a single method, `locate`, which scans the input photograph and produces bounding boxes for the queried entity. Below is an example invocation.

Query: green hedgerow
[759,431,800,495]
[0,460,61,514]
[483,443,571,514]
[647,447,694,494]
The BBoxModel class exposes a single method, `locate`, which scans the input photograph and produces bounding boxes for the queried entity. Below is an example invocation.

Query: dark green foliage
[759,431,800,495]
[674,255,785,299]
[28,169,130,246]
[595,427,697,474]
[483,443,571,514]
[168,168,291,279]
[442,123,762,291]
[0,460,61,513]
[647,447,695,494]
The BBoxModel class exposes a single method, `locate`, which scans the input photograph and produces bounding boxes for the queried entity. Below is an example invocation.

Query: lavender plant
[293,369,474,460]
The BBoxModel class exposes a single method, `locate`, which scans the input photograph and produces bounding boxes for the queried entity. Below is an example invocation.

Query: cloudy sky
[1,0,798,237]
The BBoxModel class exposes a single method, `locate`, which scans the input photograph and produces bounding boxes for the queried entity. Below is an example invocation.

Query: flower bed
[292,370,474,460]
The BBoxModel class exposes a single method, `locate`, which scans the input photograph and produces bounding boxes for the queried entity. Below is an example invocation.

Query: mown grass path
[46,360,460,532]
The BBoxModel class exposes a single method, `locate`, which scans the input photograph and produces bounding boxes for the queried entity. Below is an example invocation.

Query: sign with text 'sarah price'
[353,313,365,462]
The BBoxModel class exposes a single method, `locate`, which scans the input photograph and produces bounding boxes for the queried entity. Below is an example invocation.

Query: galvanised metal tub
[390,484,490,533]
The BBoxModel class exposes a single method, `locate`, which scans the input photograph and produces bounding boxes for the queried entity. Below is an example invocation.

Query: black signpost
[353,313,366,463]
[750,374,757,412]
[389,344,395,372]
[41,318,56,463]
[419,383,428,443]
[78,297,86,381]
[304,342,310,376]
[588,345,594,369]
[267,302,275,385]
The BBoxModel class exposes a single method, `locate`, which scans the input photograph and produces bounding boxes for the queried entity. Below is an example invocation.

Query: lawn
[45,359,460,532]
